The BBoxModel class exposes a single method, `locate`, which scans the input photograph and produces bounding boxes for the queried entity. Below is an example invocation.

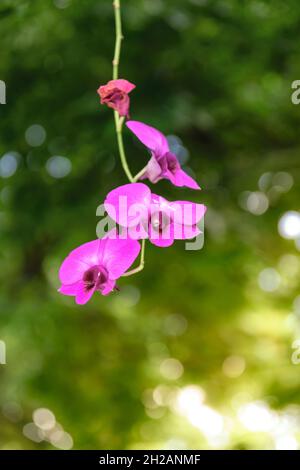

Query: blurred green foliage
[0,0,300,450]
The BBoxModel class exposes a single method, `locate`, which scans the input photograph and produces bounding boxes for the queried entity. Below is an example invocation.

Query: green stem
[114,112,134,182]
[122,239,145,277]
[112,0,145,276]
[113,0,122,81]
[112,1,134,182]
[133,165,148,182]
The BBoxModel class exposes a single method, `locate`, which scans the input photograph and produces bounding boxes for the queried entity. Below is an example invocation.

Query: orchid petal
[110,79,136,93]
[142,155,163,183]
[126,121,169,155]
[149,232,174,248]
[59,240,103,285]
[169,201,206,226]
[58,282,81,296]
[173,223,201,240]
[173,168,200,190]
[104,183,151,227]
[75,282,96,305]
[102,237,141,279]
[101,279,116,296]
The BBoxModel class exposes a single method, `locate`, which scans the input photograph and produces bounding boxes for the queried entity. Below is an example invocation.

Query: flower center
[166,153,179,174]
[150,211,171,234]
[83,266,108,292]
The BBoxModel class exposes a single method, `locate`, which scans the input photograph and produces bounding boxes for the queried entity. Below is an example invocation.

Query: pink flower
[58,234,140,304]
[97,79,135,117]
[126,120,200,190]
[104,183,206,248]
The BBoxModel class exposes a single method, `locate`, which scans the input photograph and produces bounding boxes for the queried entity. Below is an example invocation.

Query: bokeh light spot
[160,358,184,380]
[222,355,246,378]
[0,152,19,178]
[46,156,72,178]
[278,211,300,240]
[25,124,46,147]
[33,408,56,431]
[258,268,281,292]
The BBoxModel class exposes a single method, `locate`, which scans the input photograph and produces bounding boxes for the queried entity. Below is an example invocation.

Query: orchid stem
[133,165,148,182]
[122,239,145,277]
[113,0,122,81]
[112,0,134,182]
[112,0,145,275]
[112,0,148,185]
[114,112,134,182]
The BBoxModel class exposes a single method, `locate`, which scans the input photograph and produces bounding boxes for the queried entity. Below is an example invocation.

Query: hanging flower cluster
[58,1,206,305]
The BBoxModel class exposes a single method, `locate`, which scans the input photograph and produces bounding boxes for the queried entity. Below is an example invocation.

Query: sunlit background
[0,0,300,450]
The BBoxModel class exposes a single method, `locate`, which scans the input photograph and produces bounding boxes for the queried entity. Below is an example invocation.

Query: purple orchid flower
[126,120,200,190]
[58,233,140,304]
[104,183,206,248]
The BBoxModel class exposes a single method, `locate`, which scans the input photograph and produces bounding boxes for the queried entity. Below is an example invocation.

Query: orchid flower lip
[83,265,108,292]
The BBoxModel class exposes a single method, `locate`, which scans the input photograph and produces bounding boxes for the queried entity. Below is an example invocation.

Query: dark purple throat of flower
[83,266,109,292]
[165,152,179,173]
[154,152,179,177]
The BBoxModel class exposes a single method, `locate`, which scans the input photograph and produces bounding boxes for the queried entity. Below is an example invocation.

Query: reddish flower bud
[97,79,135,118]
